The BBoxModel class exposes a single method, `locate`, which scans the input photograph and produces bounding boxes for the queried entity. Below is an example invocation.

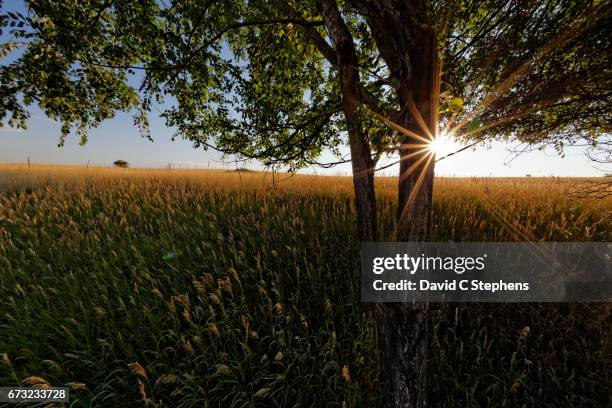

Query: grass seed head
[341,365,351,383]
[254,387,271,399]
[274,351,284,362]
[128,362,148,380]
[66,382,88,390]
[23,376,50,388]
[207,323,220,338]
[214,364,231,376]
[155,374,178,386]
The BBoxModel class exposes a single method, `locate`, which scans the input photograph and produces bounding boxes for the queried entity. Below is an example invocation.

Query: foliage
[0,165,610,407]
[439,0,612,150]
[1,1,609,167]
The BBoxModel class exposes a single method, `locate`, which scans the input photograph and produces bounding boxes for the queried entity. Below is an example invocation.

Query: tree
[2,1,610,406]
[113,159,129,168]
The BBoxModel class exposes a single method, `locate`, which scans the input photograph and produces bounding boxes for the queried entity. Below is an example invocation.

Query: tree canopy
[2,0,609,169]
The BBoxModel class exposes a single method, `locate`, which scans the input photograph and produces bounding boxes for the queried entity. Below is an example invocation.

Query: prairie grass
[0,164,610,407]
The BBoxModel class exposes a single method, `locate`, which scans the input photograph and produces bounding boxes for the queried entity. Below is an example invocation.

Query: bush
[113,160,129,168]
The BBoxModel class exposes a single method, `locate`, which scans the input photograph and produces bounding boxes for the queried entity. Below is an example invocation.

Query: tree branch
[272,0,398,119]
[71,18,325,72]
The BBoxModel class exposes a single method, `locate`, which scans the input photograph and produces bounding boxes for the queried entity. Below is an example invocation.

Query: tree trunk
[347,110,378,242]
[318,0,377,242]
[381,28,439,408]
[320,2,438,406]
[396,30,438,243]
[372,18,439,407]
[376,301,429,408]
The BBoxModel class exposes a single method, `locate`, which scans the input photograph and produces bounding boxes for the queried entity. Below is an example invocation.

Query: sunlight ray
[476,197,564,270]
[398,149,434,185]
[363,106,432,145]
[399,143,432,150]
[370,147,430,174]
[449,96,586,142]
[406,96,435,141]
[394,152,435,240]
[447,2,607,137]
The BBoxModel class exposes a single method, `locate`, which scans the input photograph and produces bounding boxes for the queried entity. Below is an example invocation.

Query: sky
[0,108,602,177]
[0,1,606,177]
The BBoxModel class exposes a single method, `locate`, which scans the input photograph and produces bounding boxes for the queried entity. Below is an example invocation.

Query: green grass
[0,166,610,407]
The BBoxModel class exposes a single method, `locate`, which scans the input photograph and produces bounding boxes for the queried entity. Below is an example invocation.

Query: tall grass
[0,165,610,407]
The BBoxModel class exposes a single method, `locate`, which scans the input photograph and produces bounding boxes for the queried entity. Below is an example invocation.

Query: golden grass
[1,163,608,206]
[0,163,609,406]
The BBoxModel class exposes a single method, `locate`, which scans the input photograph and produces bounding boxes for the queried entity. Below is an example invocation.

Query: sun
[428,131,459,157]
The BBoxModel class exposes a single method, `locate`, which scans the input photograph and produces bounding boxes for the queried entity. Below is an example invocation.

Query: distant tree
[2,1,611,405]
[113,160,129,168]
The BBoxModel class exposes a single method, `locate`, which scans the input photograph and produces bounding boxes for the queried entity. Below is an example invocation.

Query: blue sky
[0,1,605,177]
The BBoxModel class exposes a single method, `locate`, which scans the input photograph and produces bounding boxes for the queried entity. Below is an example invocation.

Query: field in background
[1,163,610,201]
[0,164,610,407]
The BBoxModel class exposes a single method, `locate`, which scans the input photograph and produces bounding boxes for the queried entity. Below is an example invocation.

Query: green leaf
[450,97,464,107]
[469,118,482,131]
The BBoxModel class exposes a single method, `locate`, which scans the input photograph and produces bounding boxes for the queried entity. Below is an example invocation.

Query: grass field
[0,164,610,407]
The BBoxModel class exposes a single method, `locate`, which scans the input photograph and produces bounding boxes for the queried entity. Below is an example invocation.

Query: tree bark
[386,28,439,408]
[348,1,439,405]
[318,0,377,242]
[375,301,429,407]
[347,107,378,242]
